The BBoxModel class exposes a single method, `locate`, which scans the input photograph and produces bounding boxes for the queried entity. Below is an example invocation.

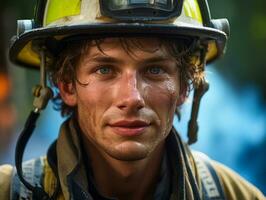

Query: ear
[58,81,77,106]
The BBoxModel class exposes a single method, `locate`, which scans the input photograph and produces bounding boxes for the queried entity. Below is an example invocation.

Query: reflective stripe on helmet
[184,0,202,24]
[44,0,81,26]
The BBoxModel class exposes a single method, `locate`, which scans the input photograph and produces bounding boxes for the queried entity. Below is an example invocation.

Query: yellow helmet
[9,0,229,68]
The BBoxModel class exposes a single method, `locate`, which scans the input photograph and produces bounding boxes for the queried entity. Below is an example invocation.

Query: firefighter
[0,0,265,199]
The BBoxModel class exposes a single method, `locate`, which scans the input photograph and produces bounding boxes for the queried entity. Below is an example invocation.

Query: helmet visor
[109,0,174,10]
[100,0,184,21]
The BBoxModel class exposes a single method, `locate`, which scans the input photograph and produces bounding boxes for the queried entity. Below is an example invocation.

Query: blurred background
[0,0,265,195]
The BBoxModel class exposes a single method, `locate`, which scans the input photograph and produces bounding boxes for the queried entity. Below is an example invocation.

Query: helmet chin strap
[15,48,54,199]
[187,46,209,145]
[187,80,209,145]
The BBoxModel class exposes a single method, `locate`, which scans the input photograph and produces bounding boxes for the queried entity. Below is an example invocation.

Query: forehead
[92,37,162,49]
[75,37,180,66]
[81,37,171,59]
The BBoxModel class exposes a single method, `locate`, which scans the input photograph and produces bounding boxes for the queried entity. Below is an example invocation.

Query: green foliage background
[208,0,266,100]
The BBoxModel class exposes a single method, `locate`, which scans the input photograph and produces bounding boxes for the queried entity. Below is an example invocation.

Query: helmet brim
[10,23,227,69]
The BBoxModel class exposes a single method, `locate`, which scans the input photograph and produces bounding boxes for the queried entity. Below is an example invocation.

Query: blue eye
[148,66,164,74]
[96,66,111,74]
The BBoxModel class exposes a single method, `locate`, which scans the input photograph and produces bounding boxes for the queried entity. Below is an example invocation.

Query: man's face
[60,38,183,161]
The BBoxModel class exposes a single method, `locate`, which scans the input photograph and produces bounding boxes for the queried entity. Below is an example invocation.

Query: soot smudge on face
[142,77,179,137]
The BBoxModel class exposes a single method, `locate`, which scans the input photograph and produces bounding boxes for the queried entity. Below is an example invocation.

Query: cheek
[76,81,114,134]
[143,79,179,131]
[144,79,179,111]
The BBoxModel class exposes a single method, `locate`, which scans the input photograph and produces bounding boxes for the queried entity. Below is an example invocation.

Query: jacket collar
[56,117,89,199]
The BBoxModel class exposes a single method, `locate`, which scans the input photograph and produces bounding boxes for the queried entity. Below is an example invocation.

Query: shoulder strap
[10,157,45,200]
[192,152,226,200]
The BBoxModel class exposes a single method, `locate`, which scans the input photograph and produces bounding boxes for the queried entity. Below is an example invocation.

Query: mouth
[108,120,150,136]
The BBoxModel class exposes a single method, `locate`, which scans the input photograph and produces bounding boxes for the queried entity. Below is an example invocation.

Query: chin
[107,141,150,162]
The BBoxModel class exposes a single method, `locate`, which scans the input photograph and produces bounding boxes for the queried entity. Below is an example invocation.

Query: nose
[115,72,145,112]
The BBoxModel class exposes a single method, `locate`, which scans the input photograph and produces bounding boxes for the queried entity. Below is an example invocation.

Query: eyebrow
[87,54,174,64]
[89,56,122,64]
[140,56,175,64]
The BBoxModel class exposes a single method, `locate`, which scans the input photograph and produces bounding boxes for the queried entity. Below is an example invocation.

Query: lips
[108,120,150,136]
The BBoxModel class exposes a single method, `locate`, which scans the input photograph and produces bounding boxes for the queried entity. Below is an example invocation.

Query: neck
[82,139,165,200]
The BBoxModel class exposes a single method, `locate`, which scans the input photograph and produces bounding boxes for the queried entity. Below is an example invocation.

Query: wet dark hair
[48,37,207,117]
